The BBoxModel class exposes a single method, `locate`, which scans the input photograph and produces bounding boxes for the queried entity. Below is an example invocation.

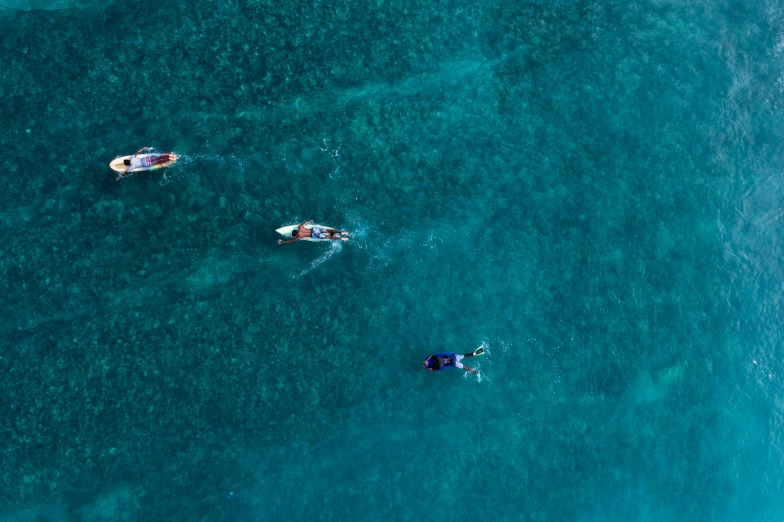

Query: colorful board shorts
[311,227,326,239]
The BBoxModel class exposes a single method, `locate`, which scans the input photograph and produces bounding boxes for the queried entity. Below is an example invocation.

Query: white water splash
[294,241,344,278]
[319,138,343,179]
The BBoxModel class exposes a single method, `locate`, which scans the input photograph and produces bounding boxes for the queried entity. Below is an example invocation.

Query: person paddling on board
[422,346,485,375]
[116,147,175,181]
[278,220,350,244]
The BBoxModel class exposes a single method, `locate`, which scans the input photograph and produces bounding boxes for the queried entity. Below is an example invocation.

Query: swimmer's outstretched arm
[134,146,152,155]
[278,237,300,245]
[117,165,136,180]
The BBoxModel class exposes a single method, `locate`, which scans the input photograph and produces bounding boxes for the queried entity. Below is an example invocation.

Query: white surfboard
[276,223,336,242]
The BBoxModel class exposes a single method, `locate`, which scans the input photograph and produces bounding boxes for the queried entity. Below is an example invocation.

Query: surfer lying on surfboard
[116,147,176,181]
[422,346,484,375]
[278,220,349,244]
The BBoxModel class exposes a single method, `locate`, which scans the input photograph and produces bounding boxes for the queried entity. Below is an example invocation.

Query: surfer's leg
[464,346,485,358]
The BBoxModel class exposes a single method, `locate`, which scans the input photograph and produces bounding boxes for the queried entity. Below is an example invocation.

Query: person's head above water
[423,355,441,370]
[123,159,131,166]
[291,229,299,238]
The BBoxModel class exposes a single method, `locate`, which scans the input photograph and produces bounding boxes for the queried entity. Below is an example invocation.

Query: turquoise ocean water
[1,0,783,520]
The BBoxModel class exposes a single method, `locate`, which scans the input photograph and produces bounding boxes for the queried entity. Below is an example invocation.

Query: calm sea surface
[1,0,782,520]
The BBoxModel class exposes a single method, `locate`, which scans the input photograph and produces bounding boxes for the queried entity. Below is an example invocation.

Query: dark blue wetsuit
[424,352,465,370]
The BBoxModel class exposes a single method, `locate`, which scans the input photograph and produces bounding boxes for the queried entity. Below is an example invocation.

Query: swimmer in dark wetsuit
[422,346,485,375]
[278,220,350,244]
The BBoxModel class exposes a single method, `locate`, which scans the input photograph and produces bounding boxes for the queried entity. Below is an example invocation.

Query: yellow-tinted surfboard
[109,153,178,173]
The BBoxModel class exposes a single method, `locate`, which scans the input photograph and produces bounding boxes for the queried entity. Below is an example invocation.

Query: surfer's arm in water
[278,237,300,245]
[135,147,152,155]
[116,163,136,181]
